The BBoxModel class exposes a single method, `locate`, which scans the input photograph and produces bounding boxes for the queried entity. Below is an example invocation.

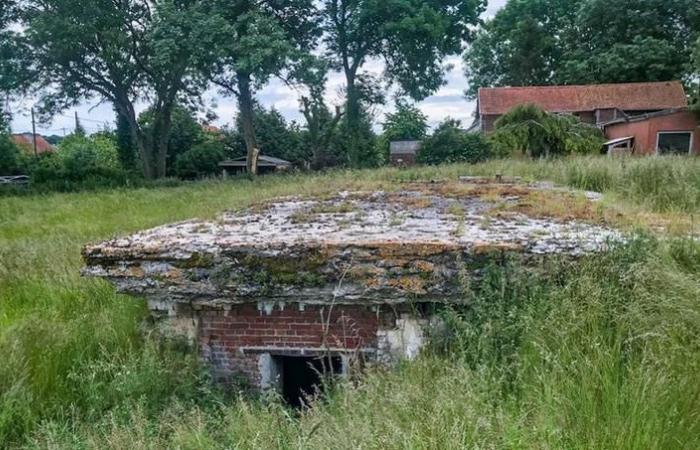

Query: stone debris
[83,181,622,307]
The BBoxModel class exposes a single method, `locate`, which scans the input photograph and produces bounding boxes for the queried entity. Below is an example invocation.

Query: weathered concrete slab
[83,181,622,307]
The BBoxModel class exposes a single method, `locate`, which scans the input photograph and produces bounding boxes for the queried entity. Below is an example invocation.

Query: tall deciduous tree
[322,0,485,166]
[210,0,318,175]
[464,0,699,97]
[376,100,428,162]
[294,57,344,169]
[20,0,226,178]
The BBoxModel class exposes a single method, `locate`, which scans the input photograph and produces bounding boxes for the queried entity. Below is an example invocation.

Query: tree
[114,108,136,170]
[20,0,226,178]
[210,0,318,175]
[376,100,428,163]
[227,104,306,166]
[138,104,204,175]
[488,104,604,158]
[294,57,344,169]
[174,140,226,179]
[322,0,486,165]
[0,0,28,99]
[464,0,699,96]
[691,38,700,115]
[417,118,491,165]
[0,111,22,175]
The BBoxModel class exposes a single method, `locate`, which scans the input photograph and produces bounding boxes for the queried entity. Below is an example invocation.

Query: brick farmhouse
[474,81,699,155]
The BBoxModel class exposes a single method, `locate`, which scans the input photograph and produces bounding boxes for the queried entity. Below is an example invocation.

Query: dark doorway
[277,355,343,408]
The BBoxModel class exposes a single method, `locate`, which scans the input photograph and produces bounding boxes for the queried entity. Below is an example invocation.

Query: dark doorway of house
[277,355,343,408]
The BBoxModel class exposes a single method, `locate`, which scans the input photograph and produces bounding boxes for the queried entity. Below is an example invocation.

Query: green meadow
[1,156,699,449]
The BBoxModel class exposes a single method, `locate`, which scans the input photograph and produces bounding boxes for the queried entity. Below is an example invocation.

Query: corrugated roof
[219,155,292,167]
[479,81,688,115]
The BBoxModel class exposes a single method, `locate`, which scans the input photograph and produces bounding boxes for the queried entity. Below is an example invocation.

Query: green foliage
[322,0,485,166]
[174,141,226,179]
[417,119,491,165]
[0,115,23,175]
[333,109,380,168]
[464,0,699,96]
[20,0,227,178]
[376,100,428,163]
[115,108,137,170]
[27,133,125,189]
[227,105,306,166]
[489,104,604,158]
[138,105,204,175]
[2,159,700,446]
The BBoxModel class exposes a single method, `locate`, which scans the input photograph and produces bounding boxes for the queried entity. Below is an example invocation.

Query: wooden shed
[219,155,292,175]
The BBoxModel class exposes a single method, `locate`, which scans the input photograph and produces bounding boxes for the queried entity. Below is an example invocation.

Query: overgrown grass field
[1,156,700,448]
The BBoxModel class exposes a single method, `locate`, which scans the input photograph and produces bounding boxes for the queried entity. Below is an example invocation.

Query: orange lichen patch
[387,276,427,294]
[128,266,145,277]
[163,267,184,280]
[348,264,386,280]
[472,242,524,255]
[369,242,461,258]
[412,260,436,273]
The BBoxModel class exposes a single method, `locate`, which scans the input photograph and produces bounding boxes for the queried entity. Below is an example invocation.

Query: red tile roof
[478,81,688,116]
[11,134,55,155]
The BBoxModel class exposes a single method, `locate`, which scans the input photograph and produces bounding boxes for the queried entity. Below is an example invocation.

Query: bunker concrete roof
[83,179,622,307]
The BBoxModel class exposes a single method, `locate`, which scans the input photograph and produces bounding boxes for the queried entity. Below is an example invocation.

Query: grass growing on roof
[1,156,700,448]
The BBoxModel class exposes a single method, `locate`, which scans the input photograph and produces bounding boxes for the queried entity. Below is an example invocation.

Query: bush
[0,133,23,175]
[376,101,428,163]
[489,104,604,157]
[417,118,492,165]
[26,134,127,190]
[174,141,226,179]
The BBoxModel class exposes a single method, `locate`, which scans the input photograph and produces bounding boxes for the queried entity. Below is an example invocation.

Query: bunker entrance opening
[275,355,343,408]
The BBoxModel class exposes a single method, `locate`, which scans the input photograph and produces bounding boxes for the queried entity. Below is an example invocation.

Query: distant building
[472,81,698,156]
[219,155,292,175]
[389,140,421,166]
[11,133,55,155]
[473,81,688,132]
[602,109,699,156]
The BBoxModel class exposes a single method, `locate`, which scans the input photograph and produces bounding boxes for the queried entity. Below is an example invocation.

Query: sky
[9,0,508,135]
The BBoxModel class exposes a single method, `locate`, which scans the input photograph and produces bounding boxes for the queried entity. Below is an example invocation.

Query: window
[657,132,692,155]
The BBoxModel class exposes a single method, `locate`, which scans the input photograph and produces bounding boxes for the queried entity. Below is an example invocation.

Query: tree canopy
[464,0,700,97]
[17,0,225,178]
[489,104,605,158]
[322,0,486,165]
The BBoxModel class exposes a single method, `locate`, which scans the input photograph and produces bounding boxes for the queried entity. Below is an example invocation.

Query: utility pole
[31,107,38,158]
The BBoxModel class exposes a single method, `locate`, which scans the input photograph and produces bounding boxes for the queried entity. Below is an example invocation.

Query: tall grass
[1,156,700,448]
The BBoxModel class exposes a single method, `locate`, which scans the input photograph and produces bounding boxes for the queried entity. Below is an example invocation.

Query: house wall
[605,111,700,155]
[198,303,421,388]
[390,153,416,166]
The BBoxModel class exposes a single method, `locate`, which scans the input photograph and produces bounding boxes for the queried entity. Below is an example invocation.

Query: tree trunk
[237,71,260,175]
[344,70,361,167]
[115,100,154,179]
[153,103,174,179]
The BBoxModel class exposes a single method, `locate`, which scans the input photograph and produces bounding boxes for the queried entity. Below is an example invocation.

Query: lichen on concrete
[83,179,623,307]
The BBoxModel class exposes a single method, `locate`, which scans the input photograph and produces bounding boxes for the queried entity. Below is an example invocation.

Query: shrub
[0,133,23,175]
[489,104,604,157]
[174,141,226,179]
[417,118,492,165]
[376,100,428,163]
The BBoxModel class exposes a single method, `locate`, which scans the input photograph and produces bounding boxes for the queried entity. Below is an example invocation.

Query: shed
[389,140,421,166]
[603,109,699,156]
[219,155,292,175]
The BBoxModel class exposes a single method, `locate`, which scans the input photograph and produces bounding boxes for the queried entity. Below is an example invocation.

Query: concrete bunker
[82,178,622,401]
